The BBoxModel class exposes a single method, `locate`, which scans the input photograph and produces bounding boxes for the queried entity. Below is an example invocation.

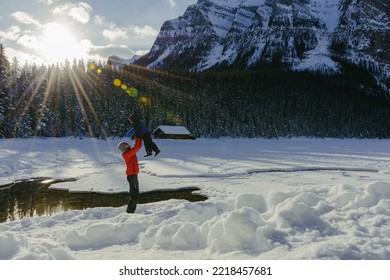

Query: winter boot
[144,151,152,157]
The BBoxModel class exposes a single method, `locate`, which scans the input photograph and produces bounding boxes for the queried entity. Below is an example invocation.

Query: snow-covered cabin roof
[152,125,191,135]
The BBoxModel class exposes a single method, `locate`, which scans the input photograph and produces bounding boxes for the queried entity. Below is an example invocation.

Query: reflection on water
[0,178,207,223]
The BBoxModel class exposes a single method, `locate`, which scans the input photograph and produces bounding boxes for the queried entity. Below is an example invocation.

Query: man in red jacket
[117,137,142,213]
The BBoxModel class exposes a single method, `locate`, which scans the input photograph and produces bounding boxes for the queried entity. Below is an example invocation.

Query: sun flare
[39,23,87,64]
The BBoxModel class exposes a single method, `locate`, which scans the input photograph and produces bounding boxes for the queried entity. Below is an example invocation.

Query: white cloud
[135,49,149,56]
[16,33,41,50]
[4,47,45,64]
[80,39,134,61]
[0,26,21,41]
[93,15,105,26]
[53,2,92,24]
[38,0,55,5]
[1,0,193,64]
[10,11,42,27]
[102,24,128,41]
[165,0,177,8]
[130,25,158,38]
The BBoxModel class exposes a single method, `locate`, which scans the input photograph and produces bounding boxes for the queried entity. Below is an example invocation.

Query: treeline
[1,44,390,139]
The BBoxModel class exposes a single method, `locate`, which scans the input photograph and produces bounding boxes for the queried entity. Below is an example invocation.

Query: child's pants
[142,132,159,154]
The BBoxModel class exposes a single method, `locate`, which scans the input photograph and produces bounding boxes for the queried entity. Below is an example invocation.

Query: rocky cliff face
[135,0,390,90]
[330,0,390,86]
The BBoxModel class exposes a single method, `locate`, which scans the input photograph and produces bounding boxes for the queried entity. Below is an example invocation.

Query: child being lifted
[128,113,161,157]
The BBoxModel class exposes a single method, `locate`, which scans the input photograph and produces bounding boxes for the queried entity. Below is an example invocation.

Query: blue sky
[0,0,197,65]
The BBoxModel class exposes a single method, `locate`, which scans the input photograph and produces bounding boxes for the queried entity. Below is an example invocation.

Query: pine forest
[1,44,390,139]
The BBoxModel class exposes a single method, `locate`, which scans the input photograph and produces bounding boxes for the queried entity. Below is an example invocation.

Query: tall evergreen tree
[0,44,11,138]
[1,52,390,139]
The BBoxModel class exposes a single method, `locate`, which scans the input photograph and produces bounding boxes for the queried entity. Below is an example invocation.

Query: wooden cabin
[152,125,196,139]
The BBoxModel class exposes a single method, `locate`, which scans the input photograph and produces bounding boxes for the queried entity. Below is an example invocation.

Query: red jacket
[122,137,142,175]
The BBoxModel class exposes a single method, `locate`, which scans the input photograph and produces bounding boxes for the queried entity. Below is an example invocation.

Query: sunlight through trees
[1,44,390,139]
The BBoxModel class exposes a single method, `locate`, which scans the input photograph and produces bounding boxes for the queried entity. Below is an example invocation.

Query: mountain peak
[107,55,142,69]
[134,0,389,91]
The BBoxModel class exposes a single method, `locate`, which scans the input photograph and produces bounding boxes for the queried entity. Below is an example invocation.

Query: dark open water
[0,178,207,223]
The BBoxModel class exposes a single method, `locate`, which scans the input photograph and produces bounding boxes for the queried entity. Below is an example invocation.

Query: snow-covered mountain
[107,55,141,70]
[135,0,390,90]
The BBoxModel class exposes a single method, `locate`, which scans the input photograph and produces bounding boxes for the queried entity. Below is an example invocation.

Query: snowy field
[0,137,390,260]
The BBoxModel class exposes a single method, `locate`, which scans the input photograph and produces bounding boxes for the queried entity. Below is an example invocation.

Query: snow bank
[1,181,389,260]
[1,137,390,259]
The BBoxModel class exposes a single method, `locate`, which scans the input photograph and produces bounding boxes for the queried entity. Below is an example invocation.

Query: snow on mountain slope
[331,0,390,87]
[134,0,389,90]
[107,55,141,70]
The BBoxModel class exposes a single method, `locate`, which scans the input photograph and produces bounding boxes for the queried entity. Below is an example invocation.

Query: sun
[39,23,87,64]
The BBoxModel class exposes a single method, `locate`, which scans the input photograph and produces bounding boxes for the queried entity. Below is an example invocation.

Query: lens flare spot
[139,96,151,106]
[97,68,102,74]
[113,79,121,87]
[166,112,183,125]
[127,87,139,97]
[89,64,96,71]
[121,84,128,90]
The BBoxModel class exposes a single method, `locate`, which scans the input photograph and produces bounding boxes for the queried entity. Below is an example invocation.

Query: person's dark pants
[126,174,139,213]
